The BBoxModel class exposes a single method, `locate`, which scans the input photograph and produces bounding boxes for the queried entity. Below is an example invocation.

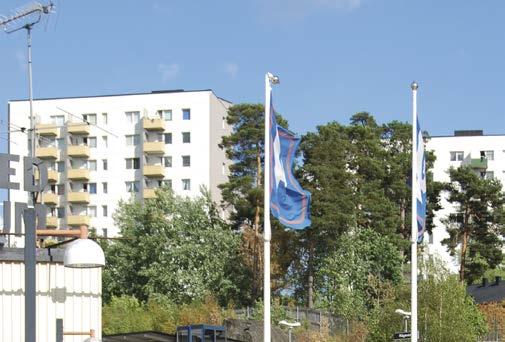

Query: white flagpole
[264,73,273,342]
[411,81,419,341]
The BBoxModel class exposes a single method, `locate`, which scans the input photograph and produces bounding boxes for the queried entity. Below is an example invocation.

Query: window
[82,113,97,124]
[57,184,65,195]
[102,136,108,148]
[88,137,97,148]
[182,179,191,190]
[158,109,172,121]
[126,158,140,169]
[88,160,97,171]
[450,151,464,161]
[126,181,140,193]
[182,155,191,167]
[102,159,108,171]
[57,161,65,172]
[483,150,494,161]
[126,134,140,146]
[49,184,56,194]
[88,206,97,217]
[164,133,172,144]
[51,115,65,126]
[89,183,97,194]
[182,132,191,143]
[163,179,172,189]
[125,111,140,124]
[102,182,108,194]
[183,109,191,120]
[56,138,65,148]
[57,207,65,218]
[485,171,494,180]
[102,228,108,238]
[102,113,108,124]
[102,205,108,217]
[164,156,172,168]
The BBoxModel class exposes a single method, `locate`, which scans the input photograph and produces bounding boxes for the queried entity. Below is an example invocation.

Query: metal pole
[263,73,272,342]
[411,81,419,342]
[28,25,35,164]
[23,208,36,342]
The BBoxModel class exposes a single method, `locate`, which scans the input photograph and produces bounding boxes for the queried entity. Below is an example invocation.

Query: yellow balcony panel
[143,141,165,154]
[143,188,156,199]
[67,215,90,227]
[35,169,58,183]
[35,147,58,159]
[68,145,90,158]
[67,122,90,135]
[46,216,58,228]
[35,123,58,136]
[68,168,90,181]
[68,192,90,203]
[41,193,58,205]
[144,165,165,178]
[143,118,165,131]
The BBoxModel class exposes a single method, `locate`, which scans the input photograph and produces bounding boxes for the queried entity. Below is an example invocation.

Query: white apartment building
[426,130,504,272]
[7,89,231,238]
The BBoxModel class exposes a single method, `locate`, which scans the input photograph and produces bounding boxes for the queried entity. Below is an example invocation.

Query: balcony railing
[35,169,58,183]
[67,145,90,158]
[67,215,90,226]
[67,122,90,135]
[46,216,58,227]
[143,188,156,199]
[143,117,165,131]
[470,157,488,170]
[144,165,165,178]
[67,168,90,181]
[143,141,165,154]
[41,193,58,205]
[35,147,58,159]
[35,123,58,136]
[67,192,90,203]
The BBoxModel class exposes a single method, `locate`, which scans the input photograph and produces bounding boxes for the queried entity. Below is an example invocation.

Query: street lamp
[395,309,411,332]
[279,320,300,342]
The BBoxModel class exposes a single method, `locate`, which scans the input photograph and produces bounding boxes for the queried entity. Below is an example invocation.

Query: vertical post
[28,26,35,165]
[411,81,419,342]
[56,319,63,342]
[24,208,36,342]
[263,73,272,342]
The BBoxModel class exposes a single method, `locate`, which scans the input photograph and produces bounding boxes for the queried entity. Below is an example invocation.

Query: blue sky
[1,0,505,154]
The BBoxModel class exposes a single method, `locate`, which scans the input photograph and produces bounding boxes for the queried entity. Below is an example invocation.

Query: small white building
[0,247,102,342]
[426,130,505,272]
[7,89,231,238]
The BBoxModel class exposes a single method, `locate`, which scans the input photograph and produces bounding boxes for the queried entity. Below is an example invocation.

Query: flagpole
[264,73,273,342]
[411,81,419,342]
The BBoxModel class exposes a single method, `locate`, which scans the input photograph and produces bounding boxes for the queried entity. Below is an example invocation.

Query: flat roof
[0,247,65,263]
[9,89,233,104]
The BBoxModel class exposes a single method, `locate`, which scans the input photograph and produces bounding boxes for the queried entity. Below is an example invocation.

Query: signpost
[393,332,412,340]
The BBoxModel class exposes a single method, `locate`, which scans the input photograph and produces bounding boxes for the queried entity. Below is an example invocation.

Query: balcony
[143,117,165,131]
[143,141,165,154]
[35,169,58,183]
[67,168,90,181]
[144,165,165,178]
[67,122,90,135]
[41,193,58,205]
[67,215,90,227]
[46,216,58,228]
[143,188,156,199]
[68,145,90,158]
[35,123,58,136]
[470,158,488,170]
[35,147,58,159]
[67,192,90,203]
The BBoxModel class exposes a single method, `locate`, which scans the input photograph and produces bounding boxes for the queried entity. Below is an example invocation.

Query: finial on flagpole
[411,81,418,90]
[267,72,280,84]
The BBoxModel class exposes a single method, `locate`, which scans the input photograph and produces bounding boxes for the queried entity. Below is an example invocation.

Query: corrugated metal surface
[0,261,101,342]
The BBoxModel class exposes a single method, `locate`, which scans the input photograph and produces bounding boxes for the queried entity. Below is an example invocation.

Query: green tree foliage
[442,166,505,283]
[218,103,292,303]
[102,188,244,304]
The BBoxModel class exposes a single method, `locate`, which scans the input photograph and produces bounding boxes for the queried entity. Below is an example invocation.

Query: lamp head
[267,72,280,84]
[64,238,105,268]
[411,81,418,91]
[279,320,301,328]
[395,309,411,317]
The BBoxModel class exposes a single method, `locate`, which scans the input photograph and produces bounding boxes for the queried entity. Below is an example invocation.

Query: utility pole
[0,3,54,342]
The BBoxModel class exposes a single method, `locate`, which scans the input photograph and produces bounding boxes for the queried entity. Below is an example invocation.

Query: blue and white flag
[269,97,311,230]
[416,117,427,243]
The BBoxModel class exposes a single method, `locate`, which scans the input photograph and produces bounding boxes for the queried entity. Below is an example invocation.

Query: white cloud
[223,63,239,79]
[157,63,180,83]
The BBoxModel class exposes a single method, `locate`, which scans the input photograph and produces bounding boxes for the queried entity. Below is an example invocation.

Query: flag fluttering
[416,117,427,243]
[269,94,311,230]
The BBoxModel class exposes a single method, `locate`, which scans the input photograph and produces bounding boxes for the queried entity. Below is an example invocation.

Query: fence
[234,306,353,336]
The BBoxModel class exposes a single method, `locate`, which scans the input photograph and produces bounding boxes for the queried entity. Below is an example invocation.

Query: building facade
[7,90,231,238]
[425,130,504,272]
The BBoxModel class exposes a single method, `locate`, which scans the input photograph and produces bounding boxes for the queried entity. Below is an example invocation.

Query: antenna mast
[0,3,54,342]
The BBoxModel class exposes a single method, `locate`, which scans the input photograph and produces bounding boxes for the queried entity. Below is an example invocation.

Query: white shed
[0,247,102,342]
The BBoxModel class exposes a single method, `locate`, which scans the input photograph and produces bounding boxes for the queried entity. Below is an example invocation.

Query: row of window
[125,132,190,145]
[125,156,190,169]
[450,150,495,161]
[126,179,190,191]
[48,109,192,127]
[49,205,108,218]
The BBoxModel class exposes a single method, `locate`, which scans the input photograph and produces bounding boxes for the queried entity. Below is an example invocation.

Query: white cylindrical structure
[263,73,272,342]
[411,82,418,341]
